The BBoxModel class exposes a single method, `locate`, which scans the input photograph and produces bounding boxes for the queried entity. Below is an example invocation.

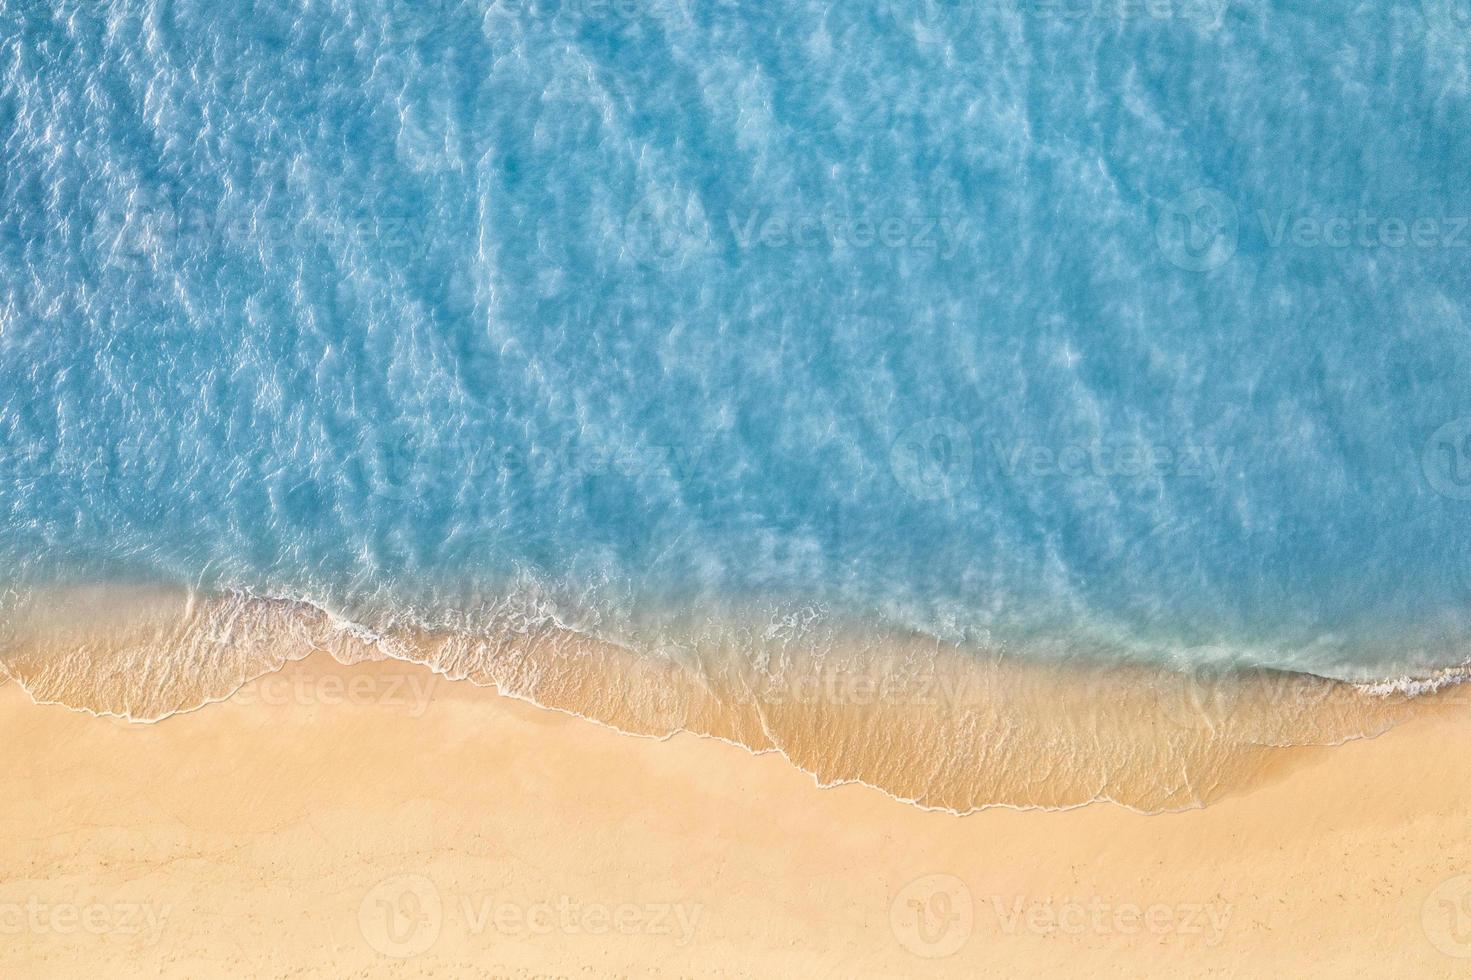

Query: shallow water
[1,0,1470,782]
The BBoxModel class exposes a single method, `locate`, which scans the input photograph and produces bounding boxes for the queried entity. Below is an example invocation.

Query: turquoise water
[2,0,1470,683]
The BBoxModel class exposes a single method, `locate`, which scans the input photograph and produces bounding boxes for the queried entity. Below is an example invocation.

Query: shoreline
[4,653,1471,976]
[0,583,1456,811]
[0,648,1443,818]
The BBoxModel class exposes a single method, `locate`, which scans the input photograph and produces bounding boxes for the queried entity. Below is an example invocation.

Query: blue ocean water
[1,0,1470,683]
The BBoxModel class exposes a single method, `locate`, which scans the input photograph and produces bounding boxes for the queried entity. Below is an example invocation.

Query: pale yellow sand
[3,654,1470,978]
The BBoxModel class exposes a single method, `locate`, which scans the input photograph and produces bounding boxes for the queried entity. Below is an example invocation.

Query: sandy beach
[3,653,1470,978]
[5,0,1467,976]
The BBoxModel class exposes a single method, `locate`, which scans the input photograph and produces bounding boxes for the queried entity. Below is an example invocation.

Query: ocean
[1,0,1469,808]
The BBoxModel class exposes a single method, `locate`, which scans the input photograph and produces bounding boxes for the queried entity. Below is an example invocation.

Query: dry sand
[2,653,1470,978]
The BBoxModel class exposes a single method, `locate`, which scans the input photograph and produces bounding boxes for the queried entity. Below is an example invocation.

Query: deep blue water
[2,0,1470,679]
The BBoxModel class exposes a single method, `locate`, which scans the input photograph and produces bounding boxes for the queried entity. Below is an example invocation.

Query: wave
[0,581,1449,813]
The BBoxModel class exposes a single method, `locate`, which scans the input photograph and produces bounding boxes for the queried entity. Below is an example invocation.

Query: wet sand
[0,584,1422,812]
